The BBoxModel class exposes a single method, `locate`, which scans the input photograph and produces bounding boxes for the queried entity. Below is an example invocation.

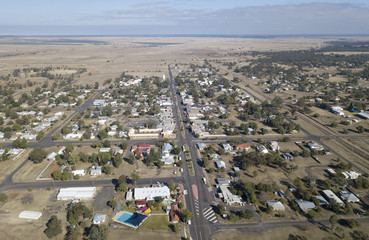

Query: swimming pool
[115,212,147,228]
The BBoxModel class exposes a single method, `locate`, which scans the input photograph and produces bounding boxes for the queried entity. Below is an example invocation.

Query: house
[90,166,102,176]
[99,148,111,153]
[114,150,124,156]
[216,178,230,186]
[282,153,293,161]
[340,191,360,203]
[307,142,324,151]
[322,190,344,205]
[7,148,22,156]
[135,200,147,208]
[215,161,226,169]
[132,144,151,156]
[161,155,175,165]
[72,170,86,177]
[236,144,251,151]
[342,171,361,180]
[134,185,170,200]
[92,213,106,224]
[218,185,242,205]
[314,195,329,206]
[162,143,172,155]
[266,200,285,211]
[256,145,269,154]
[170,205,180,223]
[270,141,280,151]
[0,149,5,155]
[295,200,316,212]
[222,144,232,151]
[47,152,57,161]
[197,143,207,151]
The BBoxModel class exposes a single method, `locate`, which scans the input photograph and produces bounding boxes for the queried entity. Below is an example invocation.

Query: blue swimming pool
[116,212,147,227]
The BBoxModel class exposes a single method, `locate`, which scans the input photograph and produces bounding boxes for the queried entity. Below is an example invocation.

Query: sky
[0,0,369,35]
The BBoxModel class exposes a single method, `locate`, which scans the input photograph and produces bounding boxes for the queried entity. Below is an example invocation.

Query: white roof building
[340,191,360,203]
[257,145,269,154]
[215,161,226,169]
[134,185,170,200]
[322,190,344,205]
[19,211,42,220]
[57,187,96,200]
[92,213,106,224]
[270,141,280,151]
[266,200,285,211]
[72,170,86,177]
[342,171,361,180]
[47,152,57,160]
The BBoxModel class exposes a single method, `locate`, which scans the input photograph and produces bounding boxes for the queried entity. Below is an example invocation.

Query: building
[219,185,242,205]
[135,200,147,208]
[57,187,96,200]
[307,142,324,151]
[197,143,207,150]
[134,185,170,200]
[47,152,57,161]
[236,144,251,151]
[72,170,86,177]
[170,205,180,223]
[282,153,293,161]
[340,191,360,203]
[266,200,285,211]
[92,213,106,224]
[357,112,369,119]
[215,161,226,169]
[342,171,361,179]
[322,190,344,205]
[128,128,162,139]
[256,145,269,154]
[222,144,232,151]
[19,211,42,220]
[314,195,329,206]
[270,141,280,151]
[295,200,316,212]
[90,166,102,176]
[99,148,111,153]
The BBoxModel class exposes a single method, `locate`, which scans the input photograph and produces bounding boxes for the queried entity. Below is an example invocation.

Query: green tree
[121,141,128,150]
[29,149,47,164]
[329,214,337,230]
[0,193,8,202]
[181,209,192,223]
[113,154,122,168]
[12,138,27,149]
[117,182,127,192]
[44,215,62,239]
[168,180,176,192]
[89,224,109,240]
[131,170,140,184]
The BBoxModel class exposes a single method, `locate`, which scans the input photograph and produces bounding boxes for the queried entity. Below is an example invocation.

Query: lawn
[140,215,170,231]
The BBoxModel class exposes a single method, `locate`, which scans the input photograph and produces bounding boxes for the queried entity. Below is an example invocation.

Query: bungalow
[90,166,102,176]
[197,143,207,151]
[340,191,360,203]
[72,170,86,177]
[282,153,293,161]
[135,200,147,208]
[99,148,111,153]
[236,144,251,151]
[266,200,285,211]
[170,205,180,223]
[307,142,324,151]
[215,161,226,169]
[314,195,329,206]
[114,150,124,156]
[256,145,269,154]
[222,144,232,151]
[342,171,361,180]
[47,152,57,161]
[322,190,344,205]
[295,200,316,212]
[92,213,106,224]
[270,141,280,151]
[134,185,170,200]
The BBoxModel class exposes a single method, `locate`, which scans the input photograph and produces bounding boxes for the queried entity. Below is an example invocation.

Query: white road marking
[209,216,217,222]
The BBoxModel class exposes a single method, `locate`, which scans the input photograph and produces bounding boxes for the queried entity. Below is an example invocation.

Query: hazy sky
[0,0,369,35]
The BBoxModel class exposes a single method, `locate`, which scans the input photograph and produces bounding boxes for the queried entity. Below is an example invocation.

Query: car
[202,178,207,184]
[188,220,191,225]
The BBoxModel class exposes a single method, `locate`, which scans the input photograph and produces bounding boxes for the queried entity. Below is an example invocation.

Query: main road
[168,64,215,240]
